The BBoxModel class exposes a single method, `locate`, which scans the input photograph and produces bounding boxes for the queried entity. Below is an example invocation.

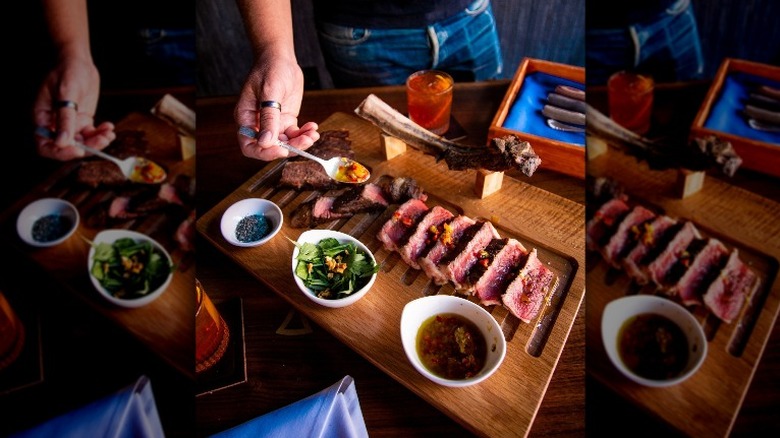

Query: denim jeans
[137,28,196,85]
[586,0,704,85]
[316,0,503,87]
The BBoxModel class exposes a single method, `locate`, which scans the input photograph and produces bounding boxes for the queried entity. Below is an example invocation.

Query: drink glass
[195,279,230,373]
[607,71,655,135]
[406,70,454,135]
[0,291,25,370]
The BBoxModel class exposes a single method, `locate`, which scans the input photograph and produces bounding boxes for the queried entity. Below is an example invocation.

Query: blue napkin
[503,72,586,146]
[211,375,368,438]
[704,71,780,145]
[10,375,164,438]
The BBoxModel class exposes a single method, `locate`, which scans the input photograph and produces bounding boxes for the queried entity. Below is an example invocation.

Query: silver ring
[55,100,78,111]
[260,100,282,111]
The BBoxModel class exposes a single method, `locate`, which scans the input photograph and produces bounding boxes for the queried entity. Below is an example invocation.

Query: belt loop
[427,26,440,68]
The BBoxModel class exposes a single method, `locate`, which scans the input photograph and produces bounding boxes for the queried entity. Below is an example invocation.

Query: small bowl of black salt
[16,198,80,247]
[220,197,283,247]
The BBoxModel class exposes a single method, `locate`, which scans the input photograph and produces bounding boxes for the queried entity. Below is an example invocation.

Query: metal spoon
[547,118,585,133]
[35,126,167,184]
[238,125,370,184]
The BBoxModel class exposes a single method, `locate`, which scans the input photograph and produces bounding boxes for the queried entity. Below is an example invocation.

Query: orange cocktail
[608,71,654,135]
[195,279,230,373]
[0,291,24,370]
[406,70,454,135]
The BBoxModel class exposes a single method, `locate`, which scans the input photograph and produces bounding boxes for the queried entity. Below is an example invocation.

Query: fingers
[55,100,79,149]
[81,121,116,150]
[284,122,320,150]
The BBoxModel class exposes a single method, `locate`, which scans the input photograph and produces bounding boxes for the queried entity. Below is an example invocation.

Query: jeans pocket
[317,22,371,46]
[465,0,490,16]
[665,0,690,16]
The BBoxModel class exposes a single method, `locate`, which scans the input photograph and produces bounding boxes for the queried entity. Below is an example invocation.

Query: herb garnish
[292,237,380,300]
[90,237,172,299]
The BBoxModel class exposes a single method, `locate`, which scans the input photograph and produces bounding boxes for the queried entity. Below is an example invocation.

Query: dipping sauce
[32,214,73,242]
[416,313,487,380]
[131,158,167,184]
[334,158,370,183]
[235,214,270,243]
[618,313,689,380]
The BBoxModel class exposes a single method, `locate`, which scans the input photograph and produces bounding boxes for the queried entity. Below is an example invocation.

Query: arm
[34,0,115,161]
[234,0,319,161]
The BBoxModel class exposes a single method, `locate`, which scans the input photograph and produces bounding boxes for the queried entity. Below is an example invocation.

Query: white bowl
[16,198,79,247]
[87,229,173,308]
[220,198,283,247]
[601,294,707,388]
[291,229,378,308]
[400,295,507,387]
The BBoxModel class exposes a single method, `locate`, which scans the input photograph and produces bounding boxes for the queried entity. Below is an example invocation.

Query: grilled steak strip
[669,238,730,306]
[398,206,455,270]
[703,249,759,324]
[502,248,554,323]
[623,215,678,285]
[600,205,656,268]
[440,221,501,290]
[471,239,529,306]
[586,197,631,252]
[647,221,702,289]
[418,215,476,285]
[376,198,429,252]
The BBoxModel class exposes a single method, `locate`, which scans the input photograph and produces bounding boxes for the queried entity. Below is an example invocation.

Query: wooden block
[474,170,504,198]
[381,134,407,160]
[676,169,706,198]
[180,134,196,161]
[587,135,608,160]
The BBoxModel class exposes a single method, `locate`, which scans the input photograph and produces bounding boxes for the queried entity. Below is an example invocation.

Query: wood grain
[197,111,586,437]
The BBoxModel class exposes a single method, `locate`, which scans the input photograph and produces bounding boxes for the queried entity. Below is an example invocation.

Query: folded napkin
[211,375,368,438]
[10,375,164,438]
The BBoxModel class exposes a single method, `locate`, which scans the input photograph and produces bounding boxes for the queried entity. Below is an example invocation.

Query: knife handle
[548,92,587,114]
[543,104,586,126]
[555,85,586,102]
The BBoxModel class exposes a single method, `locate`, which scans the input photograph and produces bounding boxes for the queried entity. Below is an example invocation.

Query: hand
[234,52,319,161]
[33,56,115,161]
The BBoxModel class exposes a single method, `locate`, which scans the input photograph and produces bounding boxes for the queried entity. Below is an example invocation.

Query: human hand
[234,52,319,161]
[33,56,116,161]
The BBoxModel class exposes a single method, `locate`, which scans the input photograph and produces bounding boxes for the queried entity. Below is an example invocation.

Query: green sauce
[416,313,487,380]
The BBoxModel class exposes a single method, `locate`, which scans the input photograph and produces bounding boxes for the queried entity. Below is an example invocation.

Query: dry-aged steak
[586,198,631,252]
[398,206,454,270]
[622,215,678,285]
[377,198,429,252]
[600,205,656,267]
[502,249,554,323]
[418,215,476,285]
[669,238,729,306]
[647,221,701,288]
[470,239,528,306]
[703,249,758,323]
[440,221,501,290]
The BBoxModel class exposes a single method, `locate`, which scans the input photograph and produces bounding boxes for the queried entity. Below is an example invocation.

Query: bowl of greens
[87,229,174,308]
[290,229,380,308]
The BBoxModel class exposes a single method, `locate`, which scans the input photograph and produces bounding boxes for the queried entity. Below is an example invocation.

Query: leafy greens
[293,237,379,300]
[90,237,172,299]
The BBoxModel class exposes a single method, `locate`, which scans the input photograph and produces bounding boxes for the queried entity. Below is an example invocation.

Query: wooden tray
[0,111,195,378]
[197,112,586,438]
[587,151,780,437]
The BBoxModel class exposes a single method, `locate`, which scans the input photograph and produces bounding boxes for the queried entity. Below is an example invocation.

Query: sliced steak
[703,249,759,323]
[471,238,528,306]
[418,215,476,285]
[331,183,389,215]
[440,221,501,290]
[502,248,554,323]
[397,205,455,269]
[377,198,429,252]
[622,215,678,285]
[600,205,656,267]
[279,161,341,191]
[647,221,702,288]
[289,193,350,228]
[77,160,128,187]
[586,197,631,252]
[669,238,730,305]
[375,175,428,203]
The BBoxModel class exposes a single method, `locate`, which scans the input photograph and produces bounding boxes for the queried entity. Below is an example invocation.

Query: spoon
[238,125,370,184]
[35,126,167,184]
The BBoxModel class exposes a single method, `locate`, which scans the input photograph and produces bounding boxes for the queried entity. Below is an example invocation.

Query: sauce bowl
[220,198,283,247]
[16,197,79,248]
[601,294,707,388]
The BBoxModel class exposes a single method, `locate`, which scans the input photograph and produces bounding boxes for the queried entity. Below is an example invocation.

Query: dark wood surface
[194,80,587,437]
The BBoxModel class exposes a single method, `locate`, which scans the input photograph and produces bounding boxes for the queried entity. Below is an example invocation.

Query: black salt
[32,214,73,242]
[235,214,270,243]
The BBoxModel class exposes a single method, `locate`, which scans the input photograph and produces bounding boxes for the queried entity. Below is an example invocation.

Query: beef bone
[354,94,541,176]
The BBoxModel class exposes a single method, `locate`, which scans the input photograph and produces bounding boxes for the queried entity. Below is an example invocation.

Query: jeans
[137,28,196,86]
[316,0,503,87]
[586,0,704,85]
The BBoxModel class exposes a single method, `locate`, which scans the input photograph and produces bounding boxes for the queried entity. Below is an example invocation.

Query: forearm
[41,0,92,62]
[236,0,296,60]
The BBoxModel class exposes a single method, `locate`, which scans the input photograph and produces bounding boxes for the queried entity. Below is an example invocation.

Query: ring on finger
[55,100,78,111]
[260,100,282,111]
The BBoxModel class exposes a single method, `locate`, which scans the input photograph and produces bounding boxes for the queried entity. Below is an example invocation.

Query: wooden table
[195,80,587,437]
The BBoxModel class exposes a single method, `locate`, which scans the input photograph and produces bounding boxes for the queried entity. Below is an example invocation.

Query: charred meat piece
[77,160,129,187]
[375,175,428,203]
[623,215,678,285]
[600,205,657,267]
[502,248,554,323]
[669,238,729,306]
[703,249,759,323]
[647,221,702,288]
[439,221,501,290]
[331,183,389,215]
[278,129,355,190]
[376,198,429,252]
[397,206,455,270]
[418,215,476,285]
[586,197,631,252]
[470,238,528,306]
[289,193,350,228]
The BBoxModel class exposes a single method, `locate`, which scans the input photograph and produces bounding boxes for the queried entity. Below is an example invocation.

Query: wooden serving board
[197,112,586,438]
[587,150,780,437]
[0,111,195,378]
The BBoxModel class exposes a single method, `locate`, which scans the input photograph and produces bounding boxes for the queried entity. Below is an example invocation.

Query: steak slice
[623,215,678,285]
[331,183,389,215]
[669,238,730,306]
[279,161,341,191]
[377,199,429,252]
[586,198,631,252]
[703,249,759,323]
[375,175,428,203]
[600,205,656,267]
[471,238,528,306]
[77,160,128,187]
[418,215,476,285]
[647,221,702,288]
[397,206,455,270]
[502,248,554,323]
[440,221,501,290]
[289,193,350,228]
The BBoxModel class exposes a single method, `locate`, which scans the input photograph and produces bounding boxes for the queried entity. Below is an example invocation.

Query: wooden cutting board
[587,150,780,437]
[197,112,586,437]
[0,111,196,378]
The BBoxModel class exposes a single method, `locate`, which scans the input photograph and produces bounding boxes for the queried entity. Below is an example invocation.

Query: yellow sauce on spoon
[131,158,167,184]
[334,158,371,184]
